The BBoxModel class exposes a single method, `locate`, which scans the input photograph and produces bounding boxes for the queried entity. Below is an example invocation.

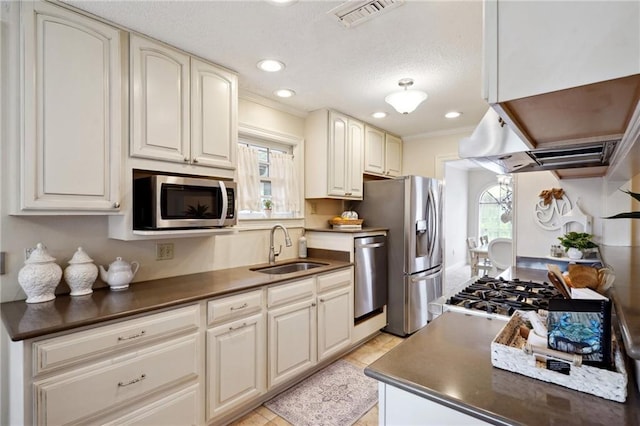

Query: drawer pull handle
[117,330,146,341]
[118,374,146,387]
[230,303,248,311]
[229,322,247,331]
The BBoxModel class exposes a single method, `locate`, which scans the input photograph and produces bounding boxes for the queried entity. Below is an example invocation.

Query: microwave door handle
[219,181,228,227]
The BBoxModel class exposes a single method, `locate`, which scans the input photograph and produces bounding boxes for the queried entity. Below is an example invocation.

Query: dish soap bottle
[298,233,307,258]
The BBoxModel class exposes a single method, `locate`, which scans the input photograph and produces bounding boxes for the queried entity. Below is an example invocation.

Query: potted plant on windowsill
[263,199,273,218]
[557,231,598,260]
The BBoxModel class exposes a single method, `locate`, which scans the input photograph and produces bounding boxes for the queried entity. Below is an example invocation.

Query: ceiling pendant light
[385,78,428,114]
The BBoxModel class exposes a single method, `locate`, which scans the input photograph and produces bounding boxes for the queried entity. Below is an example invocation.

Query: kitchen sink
[251,261,328,275]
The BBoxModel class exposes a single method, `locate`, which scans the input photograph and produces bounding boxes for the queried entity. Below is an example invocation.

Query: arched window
[478,179,512,240]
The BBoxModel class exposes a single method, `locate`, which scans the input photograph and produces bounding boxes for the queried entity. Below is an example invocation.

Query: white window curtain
[270,151,300,213]
[236,145,261,211]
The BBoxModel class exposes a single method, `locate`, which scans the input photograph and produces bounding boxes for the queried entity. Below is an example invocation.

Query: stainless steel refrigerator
[355,176,443,336]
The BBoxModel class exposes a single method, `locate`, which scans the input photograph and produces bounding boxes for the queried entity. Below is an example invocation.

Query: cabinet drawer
[34,334,199,426]
[102,384,200,426]
[267,278,315,308]
[34,305,200,375]
[317,268,352,293]
[207,289,263,326]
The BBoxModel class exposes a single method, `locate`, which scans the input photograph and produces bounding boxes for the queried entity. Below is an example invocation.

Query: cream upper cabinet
[484,0,640,103]
[130,34,237,170]
[130,34,190,163]
[363,126,385,175]
[19,1,123,213]
[384,133,402,177]
[364,126,402,177]
[190,57,237,169]
[305,109,364,199]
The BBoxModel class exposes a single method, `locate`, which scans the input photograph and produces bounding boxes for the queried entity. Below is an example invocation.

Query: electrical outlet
[310,201,317,215]
[25,247,36,261]
[156,243,174,260]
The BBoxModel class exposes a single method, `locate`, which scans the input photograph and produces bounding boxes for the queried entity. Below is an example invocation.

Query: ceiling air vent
[328,0,405,28]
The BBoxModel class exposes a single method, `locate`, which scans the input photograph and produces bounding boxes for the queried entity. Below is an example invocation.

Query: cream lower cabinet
[17,0,123,213]
[267,278,318,388]
[206,290,266,421]
[317,269,353,361]
[7,304,203,426]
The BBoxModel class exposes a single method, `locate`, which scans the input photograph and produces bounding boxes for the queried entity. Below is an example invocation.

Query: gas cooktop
[446,276,563,317]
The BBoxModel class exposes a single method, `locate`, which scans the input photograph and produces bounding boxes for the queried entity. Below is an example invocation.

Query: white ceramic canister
[64,247,98,296]
[18,243,62,303]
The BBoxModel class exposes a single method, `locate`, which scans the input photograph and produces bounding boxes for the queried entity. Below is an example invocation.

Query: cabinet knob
[192,158,198,163]
[311,302,317,307]
[319,299,325,303]
[184,157,189,162]
[345,192,352,196]
[113,202,120,209]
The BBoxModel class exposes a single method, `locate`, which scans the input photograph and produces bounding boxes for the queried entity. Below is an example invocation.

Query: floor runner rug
[264,359,377,426]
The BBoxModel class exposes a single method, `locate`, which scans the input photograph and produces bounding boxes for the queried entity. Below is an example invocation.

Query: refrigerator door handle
[411,270,441,283]
[416,219,427,234]
[427,190,436,257]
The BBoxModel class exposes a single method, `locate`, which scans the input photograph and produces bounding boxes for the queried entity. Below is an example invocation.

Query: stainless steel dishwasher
[354,234,388,320]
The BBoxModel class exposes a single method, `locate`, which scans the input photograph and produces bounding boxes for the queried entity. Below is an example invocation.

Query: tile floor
[229,264,471,426]
[229,332,405,426]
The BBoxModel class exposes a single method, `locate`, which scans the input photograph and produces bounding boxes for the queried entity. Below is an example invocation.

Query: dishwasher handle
[358,242,385,249]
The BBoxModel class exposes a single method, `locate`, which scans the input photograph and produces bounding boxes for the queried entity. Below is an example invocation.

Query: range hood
[460,74,640,179]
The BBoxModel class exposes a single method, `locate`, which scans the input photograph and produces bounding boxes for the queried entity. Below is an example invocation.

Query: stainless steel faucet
[269,224,292,264]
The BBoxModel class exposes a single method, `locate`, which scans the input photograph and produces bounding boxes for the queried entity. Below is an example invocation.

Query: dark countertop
[305,227,387,234]
[600,245,640,360]
[365,310,640,425]
[0,257,352,342]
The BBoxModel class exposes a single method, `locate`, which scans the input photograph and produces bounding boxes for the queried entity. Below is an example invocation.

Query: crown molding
[239,90,308,118]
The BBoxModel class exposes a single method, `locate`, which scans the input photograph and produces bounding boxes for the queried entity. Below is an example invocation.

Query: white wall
[443,163,469,270]
[515,171,639,258]
[402,128,472,178]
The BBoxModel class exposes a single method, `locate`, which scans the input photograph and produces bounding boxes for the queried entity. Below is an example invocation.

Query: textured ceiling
[64,0,489,138]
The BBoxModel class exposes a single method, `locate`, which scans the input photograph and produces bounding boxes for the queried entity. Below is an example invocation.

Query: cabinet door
[347,120,364,198]
[327,111,349,197]
[317,286,352,361]
[190,57,237,170]
[384,134,402,177]
[130,34,190,163]
[364,126,385,175]
[268,298,317,388]
[207,313,265,420]
[486,1,640,102]
[21,1,122,212]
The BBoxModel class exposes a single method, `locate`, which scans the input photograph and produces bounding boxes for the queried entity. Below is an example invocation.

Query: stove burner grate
[446,277,562,315]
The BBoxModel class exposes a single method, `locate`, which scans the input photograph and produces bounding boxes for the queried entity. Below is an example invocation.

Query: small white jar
[18,243,62,304]
[64,247,98,296]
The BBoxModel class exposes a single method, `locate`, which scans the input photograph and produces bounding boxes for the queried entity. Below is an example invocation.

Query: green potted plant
[557,231,598,259]
[262,199,273,218]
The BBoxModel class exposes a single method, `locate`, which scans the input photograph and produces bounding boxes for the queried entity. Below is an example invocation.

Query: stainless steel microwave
[133,174,237,230]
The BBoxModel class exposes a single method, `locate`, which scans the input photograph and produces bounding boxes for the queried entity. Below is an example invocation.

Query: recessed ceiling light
[445,111,462,119]
[257,59,285,72]
[274,89,295,98]
[266,0,298,5]
[372,112,387,119]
